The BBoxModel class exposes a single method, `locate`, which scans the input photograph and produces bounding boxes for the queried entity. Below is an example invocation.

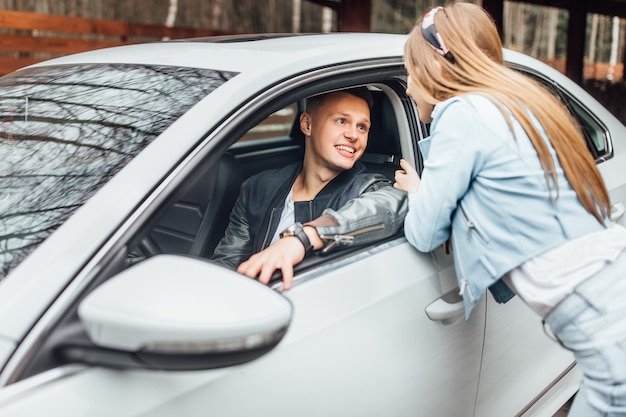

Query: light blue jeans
[544,249,626,417]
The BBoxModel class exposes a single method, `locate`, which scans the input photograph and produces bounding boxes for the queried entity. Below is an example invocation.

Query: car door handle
[610,202,625,224]
[425,288,464,322]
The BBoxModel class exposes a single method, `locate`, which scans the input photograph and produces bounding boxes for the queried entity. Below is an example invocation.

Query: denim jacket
[404,94,608,319]
[213,161,407,268]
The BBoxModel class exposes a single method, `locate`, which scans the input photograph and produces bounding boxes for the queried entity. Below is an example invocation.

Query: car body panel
[31,34,406,73]
[476,297,578,416]
[0,340,14,372]
[0,243,486,417]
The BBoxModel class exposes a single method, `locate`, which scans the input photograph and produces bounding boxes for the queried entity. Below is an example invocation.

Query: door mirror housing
[61,255,292,370]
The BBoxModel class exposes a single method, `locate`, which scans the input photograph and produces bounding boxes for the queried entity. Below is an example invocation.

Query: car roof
[20,31,568,80]
[27,33,409,74]
[23,32,566,95]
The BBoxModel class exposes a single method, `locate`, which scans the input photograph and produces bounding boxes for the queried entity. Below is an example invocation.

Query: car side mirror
[59,255,293,371]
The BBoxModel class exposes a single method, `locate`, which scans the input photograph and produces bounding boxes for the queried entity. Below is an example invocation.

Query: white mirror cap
[78,255,292,354]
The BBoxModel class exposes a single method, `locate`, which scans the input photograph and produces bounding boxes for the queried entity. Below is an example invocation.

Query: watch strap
[280,222,313,254]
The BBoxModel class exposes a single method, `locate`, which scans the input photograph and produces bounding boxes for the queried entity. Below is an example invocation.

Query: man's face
[301,92,371,173]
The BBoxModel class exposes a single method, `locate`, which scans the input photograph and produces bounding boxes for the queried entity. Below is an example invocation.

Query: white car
[0,33,624,417]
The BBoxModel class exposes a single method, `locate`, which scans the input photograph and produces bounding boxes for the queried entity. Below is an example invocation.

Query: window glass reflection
[0,64,237,280]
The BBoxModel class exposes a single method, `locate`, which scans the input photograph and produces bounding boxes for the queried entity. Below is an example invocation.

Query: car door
[474,57,626,416]
[277,242,486,417]
[0,249,486,417]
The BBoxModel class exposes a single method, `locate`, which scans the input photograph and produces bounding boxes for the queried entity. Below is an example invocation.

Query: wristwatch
[280,222,313,254]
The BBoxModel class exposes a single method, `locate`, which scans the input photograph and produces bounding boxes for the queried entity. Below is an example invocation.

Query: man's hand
[236,236,306,290]
[394,159,421,194]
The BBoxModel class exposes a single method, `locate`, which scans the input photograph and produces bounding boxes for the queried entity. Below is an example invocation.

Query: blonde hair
[405,2,609,223]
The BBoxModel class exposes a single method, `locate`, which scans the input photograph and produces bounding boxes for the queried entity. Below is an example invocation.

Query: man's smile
[335,144,356,155]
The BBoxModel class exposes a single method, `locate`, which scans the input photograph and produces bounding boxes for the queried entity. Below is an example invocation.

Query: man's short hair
[305,87,373,115]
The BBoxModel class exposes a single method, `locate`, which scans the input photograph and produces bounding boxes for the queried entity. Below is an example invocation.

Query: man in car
[212,87,407,290]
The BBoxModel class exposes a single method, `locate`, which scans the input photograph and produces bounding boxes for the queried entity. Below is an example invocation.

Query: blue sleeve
[404,98,486,252]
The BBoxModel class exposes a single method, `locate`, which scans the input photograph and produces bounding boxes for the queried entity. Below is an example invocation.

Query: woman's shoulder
[434,94,500,116]
[432,94,510,135]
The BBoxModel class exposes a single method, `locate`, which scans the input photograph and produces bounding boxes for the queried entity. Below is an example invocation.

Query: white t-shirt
[503,224,626,318]
[270,187,295,245]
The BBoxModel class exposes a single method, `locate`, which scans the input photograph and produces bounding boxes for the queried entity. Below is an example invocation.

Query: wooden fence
[0,9,232,75]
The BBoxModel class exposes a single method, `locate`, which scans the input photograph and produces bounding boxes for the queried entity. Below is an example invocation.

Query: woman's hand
[394,159,421,194]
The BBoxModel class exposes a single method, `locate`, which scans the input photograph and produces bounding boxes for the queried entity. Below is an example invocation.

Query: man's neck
[292,164,340,201]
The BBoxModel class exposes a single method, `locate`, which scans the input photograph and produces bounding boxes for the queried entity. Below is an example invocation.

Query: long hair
[405,2,609,224]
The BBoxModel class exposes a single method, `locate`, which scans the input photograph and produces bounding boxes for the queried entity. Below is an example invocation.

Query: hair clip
[421,6,455,63]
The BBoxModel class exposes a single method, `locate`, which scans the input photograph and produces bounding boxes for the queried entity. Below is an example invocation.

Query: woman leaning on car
[394,3,626,416]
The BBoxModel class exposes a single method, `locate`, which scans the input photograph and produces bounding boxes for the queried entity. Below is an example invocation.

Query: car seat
[148,152,243,258]
[361,90,402,180]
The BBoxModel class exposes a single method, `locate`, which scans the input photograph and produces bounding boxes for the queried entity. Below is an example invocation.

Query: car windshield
[0,63,237,280]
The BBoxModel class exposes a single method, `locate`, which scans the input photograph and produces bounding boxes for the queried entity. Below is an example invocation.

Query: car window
[565,97,609,159]
[0,63,237,280]
[237,103,298,142]
[514,68,610,161]
[130,85,406,267]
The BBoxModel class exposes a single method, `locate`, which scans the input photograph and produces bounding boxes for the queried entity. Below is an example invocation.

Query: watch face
[281,223,300,238]
[280,223,311,252]
[288,223,302,234]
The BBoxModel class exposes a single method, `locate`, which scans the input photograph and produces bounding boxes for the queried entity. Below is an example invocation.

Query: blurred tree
[292,0,301,32]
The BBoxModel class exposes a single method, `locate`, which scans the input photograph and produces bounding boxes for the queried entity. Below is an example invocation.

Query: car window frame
[508,63,614,163]
[116,60,417,287]
[142,77,415,285]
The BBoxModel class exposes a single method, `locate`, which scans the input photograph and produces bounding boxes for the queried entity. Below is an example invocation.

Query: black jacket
[212,161,407,268]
